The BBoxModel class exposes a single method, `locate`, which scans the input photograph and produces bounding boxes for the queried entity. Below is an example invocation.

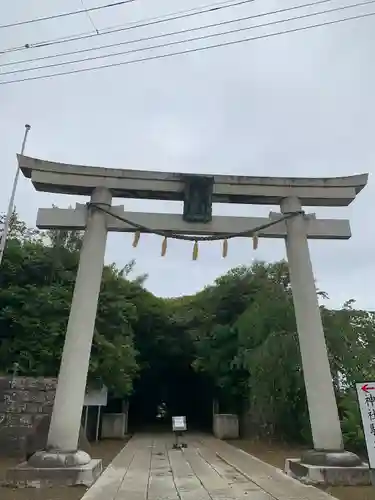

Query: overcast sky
[0,0,373,308]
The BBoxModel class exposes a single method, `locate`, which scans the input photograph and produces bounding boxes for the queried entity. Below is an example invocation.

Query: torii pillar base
[285,451,370,486]
[5,451,102,488]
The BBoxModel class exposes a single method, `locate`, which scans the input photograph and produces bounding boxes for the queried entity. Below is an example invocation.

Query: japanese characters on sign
[172,416,187,432]
[356,382,375,468]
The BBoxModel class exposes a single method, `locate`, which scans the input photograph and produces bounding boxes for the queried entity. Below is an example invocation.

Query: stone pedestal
[6,457,102,488]
[285,457,371,486]
[213,414,239,440]
[101,413,127,439]
[6,449,102,488]
[285,450,369,486]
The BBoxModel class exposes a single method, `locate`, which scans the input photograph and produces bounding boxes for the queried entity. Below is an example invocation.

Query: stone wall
[0,376,57,457]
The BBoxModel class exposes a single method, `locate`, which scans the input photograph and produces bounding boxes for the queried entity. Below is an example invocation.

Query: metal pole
[0,124,31,266]
[84,405,89,438]
[95,406,101,442]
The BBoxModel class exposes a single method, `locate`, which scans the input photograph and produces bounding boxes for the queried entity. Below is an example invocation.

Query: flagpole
[0,124,31,266]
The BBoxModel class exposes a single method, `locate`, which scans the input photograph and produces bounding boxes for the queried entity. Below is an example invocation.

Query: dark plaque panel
[0,377,57,457]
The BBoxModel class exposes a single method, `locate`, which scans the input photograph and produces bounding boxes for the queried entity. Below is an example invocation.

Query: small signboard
[84,386,108,407]
[172,416,187,432]
[356,382,375,468]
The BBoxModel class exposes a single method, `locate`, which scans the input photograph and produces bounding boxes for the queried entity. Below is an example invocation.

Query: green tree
[0,213,139,397]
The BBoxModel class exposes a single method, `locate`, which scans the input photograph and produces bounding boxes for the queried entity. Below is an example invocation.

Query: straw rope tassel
[253,233,259,250]
[161,236,168,257]
[132,230,141,248]
[222,238,228,258]
[192,240,199,261]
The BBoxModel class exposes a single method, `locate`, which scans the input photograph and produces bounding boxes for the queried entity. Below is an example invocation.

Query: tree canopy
[0,212,374,451]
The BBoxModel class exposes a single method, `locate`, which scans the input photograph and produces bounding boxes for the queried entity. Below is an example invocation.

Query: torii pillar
[281,196,366,481]
[281,196,343,451]
[27,187,112,481]
[51,188,111,453]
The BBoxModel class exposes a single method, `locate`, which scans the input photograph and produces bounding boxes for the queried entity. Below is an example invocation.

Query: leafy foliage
[0,213,141,395]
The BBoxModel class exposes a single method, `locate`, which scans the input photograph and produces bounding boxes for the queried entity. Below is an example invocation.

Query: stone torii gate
[13,155,368,485]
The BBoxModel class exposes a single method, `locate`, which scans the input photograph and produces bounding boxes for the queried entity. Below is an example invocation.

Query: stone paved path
[82,434,338,500]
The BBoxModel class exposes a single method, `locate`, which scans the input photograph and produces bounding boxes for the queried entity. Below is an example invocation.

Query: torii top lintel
[18,155,368,207]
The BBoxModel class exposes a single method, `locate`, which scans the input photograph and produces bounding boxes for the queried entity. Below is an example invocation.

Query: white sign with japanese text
[356,382,375,468]
[172,416,187,432]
